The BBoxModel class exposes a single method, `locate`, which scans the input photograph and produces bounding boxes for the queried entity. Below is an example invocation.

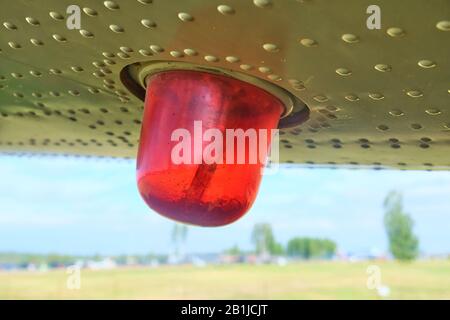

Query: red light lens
[137,70,284,226]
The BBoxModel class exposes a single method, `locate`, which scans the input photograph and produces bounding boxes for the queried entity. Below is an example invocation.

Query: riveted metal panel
[0,0,448,169]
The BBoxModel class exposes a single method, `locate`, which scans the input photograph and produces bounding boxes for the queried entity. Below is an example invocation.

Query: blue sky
[0,155,449,256]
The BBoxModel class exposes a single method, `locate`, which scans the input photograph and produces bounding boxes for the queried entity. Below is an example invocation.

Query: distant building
[86,257,117,270]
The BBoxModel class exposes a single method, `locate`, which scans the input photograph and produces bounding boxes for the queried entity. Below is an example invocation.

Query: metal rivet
[336,68,352,76]
[120,47,133,53]
[436,21,450,31]
[345,94,359,101]
[388,138,399,144]
[406,90,423,98]
[83,8,98,16]
[49,68,62,75]
[374,64,391,72]
[141,19,157,28]
[341,34,359,43]
[103,56,115,64]
[425,108,441,115]
[170,51,184,58]
[389,109,404,117]
[240,64,253,71]
[30,70,42,77]
[289,79,305,91]
[104,1,120,10]
[369,93,384,100]
[217,5,235,15]
[49,12,64,21]
[313,95,328,102]
[103,52,115,58]
[80,30,94,38]
[3,22,18,30]
[11,72,23,79]
[117,52,131,59]
[226,56,240,63]
[299,38,317,47]
[254,0,272,8]
[30,38,44,46]
[71,66,84,72]
[139,49,153,56]
[386,27,405,37]
[148,46,163,54]
[100,67,112,74]
[418,60,436,68]
[263,43,279,52]
[268,74,281,81]
[25,17,40,26]
[184,48,197,56]
[109,25,124,33]
[178,12,194,22]
[52,34,67,42]
[205,55,219,62]
[8,41,22,49]
[93,61,106,68]
[88,88,100,94]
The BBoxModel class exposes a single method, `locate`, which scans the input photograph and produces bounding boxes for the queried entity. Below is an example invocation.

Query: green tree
[287,237,306,258]
[251,223,284,255]
[384,191,419,261]
[224,245,241,255]
[321,239,337,258]
[287,237,336,259]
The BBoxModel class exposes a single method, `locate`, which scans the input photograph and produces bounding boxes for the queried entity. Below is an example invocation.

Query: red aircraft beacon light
[137,70,286,227]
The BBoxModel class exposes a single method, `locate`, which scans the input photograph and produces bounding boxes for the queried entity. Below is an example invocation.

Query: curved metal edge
[120,61,309,128]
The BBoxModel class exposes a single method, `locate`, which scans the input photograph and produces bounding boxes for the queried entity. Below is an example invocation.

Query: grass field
[1,260,449,299]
